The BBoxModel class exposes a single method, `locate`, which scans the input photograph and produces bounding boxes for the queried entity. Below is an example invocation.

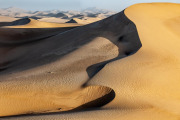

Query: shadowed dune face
[0,27,77,44]
[0,16,19,27]
[0,10,141,117]
[8,18,31,26]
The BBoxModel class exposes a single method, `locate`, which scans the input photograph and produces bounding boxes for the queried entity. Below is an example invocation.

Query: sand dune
[38,17,69,23]
[0,16,18,22]
[0,6,140,117]
[3,18,80,28]
[66,17,102,25]
[1,2,180,120]
[0,16,19,27]
[0,27,77,44]
[66,18,88,24]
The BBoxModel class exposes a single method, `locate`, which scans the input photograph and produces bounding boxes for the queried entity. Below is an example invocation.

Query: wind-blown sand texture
[1,3,180,120]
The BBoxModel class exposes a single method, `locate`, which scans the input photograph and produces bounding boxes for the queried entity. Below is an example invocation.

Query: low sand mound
[3,18,80,28]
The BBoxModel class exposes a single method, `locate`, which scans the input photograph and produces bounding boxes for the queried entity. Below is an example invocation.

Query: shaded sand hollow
[1,3,180,120]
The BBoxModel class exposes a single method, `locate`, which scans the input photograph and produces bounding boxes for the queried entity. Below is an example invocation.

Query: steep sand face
[1,3,180,120]
[3,18,80,28]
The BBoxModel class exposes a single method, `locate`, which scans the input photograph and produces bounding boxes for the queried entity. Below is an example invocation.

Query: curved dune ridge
[0,5,141,117]
[1,2,180,120]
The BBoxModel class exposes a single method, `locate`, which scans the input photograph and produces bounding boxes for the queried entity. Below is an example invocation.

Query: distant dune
[0,16,18,22]
[66,18,87,24]
[38,17,69,23]
[0,16,19,26]
[1,3,180,120]
[3,18,80,28]
[66,17,102,25]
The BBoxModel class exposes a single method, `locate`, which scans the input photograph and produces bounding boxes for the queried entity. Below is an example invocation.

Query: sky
[0,0,180,11]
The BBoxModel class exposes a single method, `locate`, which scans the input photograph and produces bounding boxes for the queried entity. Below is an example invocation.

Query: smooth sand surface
[1,3,180,120]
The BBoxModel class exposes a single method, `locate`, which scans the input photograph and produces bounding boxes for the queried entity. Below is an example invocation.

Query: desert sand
[0,16,19,27]
[38,17,69,23]
[2,18,80,28]
[66,17,103,25]
[38,17,102,25]
[1,3,180,120]
[0,16,18,22]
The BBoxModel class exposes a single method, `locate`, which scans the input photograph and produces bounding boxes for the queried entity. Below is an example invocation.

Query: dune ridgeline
[0,3,180,120]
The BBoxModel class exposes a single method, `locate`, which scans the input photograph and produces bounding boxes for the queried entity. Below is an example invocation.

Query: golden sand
[1,3,180,120]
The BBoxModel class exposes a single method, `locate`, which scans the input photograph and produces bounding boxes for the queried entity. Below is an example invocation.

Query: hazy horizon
[0,0,180,12]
